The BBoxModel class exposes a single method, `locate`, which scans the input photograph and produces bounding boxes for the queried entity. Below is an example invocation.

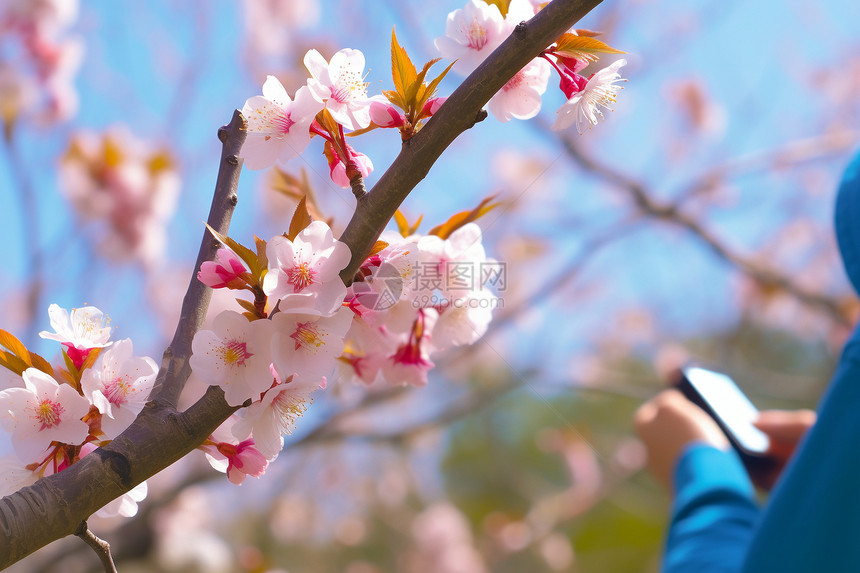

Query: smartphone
[675,365,776,472]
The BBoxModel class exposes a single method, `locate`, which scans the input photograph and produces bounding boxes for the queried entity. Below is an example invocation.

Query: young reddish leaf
[287,196,313,242]
[483,0,510,17]
[29,352,55,377]
[254,235,268,272]
[406,58,441,105]
[553,33,626,63]
[574,29,603,37]
[345,124,379,138]
[383,89,407,111]
[58,368,77,388]
[428,194,501,240]
[394,210,410,238]
[0,350,28,375]
[368,240,389,257]
[0,329,31,367]
[235,298,258,314]
[81,347,101,372]
[241,311,257,321]
[391,28,418,102]
[393,210,423,238]
[417,61,456,114]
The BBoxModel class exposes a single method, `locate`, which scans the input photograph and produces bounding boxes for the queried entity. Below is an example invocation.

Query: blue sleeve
[740,326,860,572]
[664,443,760,573]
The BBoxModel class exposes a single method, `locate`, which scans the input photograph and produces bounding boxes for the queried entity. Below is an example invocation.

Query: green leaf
[553,33,626,63]
[287,196,313,242]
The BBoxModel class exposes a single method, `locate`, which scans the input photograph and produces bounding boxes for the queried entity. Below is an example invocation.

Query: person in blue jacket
[635,148,860,573]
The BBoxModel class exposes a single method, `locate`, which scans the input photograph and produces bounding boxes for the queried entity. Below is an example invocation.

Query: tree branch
[151,109,248,408]
[546,123,851,326]
[0,0,607,566]
[74,521,117,573]
[338,0,604,283]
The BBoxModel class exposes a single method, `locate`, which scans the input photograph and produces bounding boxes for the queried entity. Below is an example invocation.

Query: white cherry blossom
[189,311,275,407]
[39,303,111,350]
[241,76,324,170]
[270,308,353,383]
[553,59,627,134]
[80,338,158,438]
[0,368,90,461]
[263,221,352,316]
[304,48,372,131]
[232,377,324,459]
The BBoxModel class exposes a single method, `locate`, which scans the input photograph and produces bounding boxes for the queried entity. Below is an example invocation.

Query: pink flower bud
[327,144,374,188]
[369,101,407,128]
[198,248,248,290]
[422,97,447,117]
[558,69,588,99]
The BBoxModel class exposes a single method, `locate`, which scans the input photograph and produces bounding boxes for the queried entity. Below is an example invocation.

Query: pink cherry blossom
[80,338,158,438]
[241,76,325,171]
[304,48,373,131]
[203,438,268,485]
[381,310,435,387]
[0,368,90,461]
[435,0,506,76]
[327,143,373,188]
[232,377,324,459]
[553,59,627,134]
[336,317,397,385]
[263,221,351,316]
[487,57,550,122]
[189,311,275,407]
[270,308,353,383]
[198,247,249,290]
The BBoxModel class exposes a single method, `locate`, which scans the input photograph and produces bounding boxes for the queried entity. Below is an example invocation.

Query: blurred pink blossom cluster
[435,0,627,133]
[0,304,155,517]
[191,218,501,484]
[0,0,82,126]
[58,126,180,265]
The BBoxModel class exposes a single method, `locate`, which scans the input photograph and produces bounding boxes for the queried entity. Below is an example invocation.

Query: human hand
[634,389,730,489]
[749,409,816,490]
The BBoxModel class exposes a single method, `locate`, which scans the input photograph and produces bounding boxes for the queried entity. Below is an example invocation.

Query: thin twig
[74,522,117,573]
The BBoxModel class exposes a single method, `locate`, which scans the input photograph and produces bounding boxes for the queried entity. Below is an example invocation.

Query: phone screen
[683,367,770,454]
